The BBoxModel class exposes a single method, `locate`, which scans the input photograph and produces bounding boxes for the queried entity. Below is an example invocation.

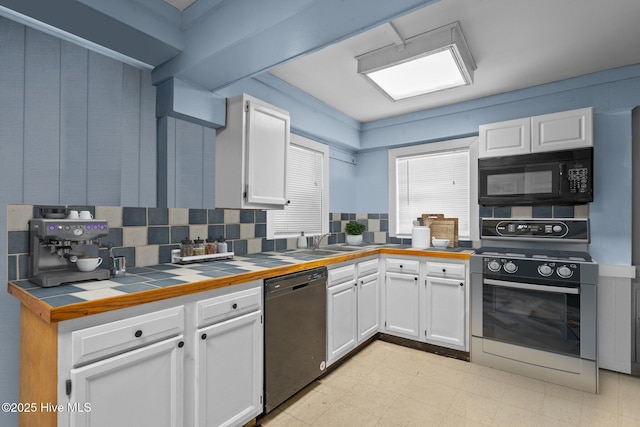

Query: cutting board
[421,214,458,247]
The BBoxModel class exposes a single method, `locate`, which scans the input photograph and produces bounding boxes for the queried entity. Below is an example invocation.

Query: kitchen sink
[294,249,341,256]
[324,245,364,252]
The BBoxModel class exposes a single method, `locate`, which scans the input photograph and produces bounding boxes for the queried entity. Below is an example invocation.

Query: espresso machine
[29,218,110,287]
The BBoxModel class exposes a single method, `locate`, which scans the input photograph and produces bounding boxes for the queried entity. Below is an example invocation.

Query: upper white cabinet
[479,117,531,157]
[215,94,290,209]
[479,107,593,158]
[531,107,593,153]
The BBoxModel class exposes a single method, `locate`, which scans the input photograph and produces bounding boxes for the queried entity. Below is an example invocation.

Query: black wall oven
[478,147,593,206]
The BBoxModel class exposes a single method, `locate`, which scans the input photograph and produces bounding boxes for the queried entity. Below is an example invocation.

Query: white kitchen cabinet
[327,264,357,366]
[69,336,184,427]
[479,107,592,158]
[383,258,420,340]
[327,279,357,365]
[422,261,467,351]
[479,117,531,158]
[531,107,593,153]
[424,277,465,348]
[215,93,290,209]
[357,271,379,344]
[195,310,263,427]
[326,259,380,366]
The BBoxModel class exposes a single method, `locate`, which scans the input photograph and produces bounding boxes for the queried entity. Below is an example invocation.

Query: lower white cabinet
[327,259,379,366]
[69,336,184,427]
[327,279,357,365]
[357,272,379,343]
[382,257,468,351]
[424,276,465,348]
[195,310,263,427]
[383,270,420,340]
[57,281,263,427]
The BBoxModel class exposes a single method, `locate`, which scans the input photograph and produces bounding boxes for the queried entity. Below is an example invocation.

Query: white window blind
[396,149,470,237]
[271,143,324,236]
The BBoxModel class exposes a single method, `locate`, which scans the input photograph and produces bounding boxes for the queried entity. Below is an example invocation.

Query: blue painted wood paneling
[140,70,157,207]
[175,119,205,208]
[24,28,60,203]
[0,17,25,203]
[121,64,142,207]
[60,41,89,204]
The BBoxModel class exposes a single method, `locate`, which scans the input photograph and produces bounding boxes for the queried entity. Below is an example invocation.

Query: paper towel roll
[411,226,430,249]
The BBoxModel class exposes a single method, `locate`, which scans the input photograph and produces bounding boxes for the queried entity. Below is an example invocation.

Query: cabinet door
[384,272,420,339]
[245,99,290,206]
[327,280,357,366]
[425,277,465,348]
[358,272,379,344]
[195,310,263,427]
[69,336,184,427]
[531,107,593,152]
[479,117,531,158]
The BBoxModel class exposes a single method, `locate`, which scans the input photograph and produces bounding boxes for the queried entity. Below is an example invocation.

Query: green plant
[345,221,365,235]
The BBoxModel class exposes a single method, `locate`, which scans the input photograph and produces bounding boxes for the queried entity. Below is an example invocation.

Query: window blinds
[272,144,324,236]
[396,149,469,237]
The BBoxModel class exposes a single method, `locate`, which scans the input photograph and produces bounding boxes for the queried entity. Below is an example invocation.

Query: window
[267,134,329,238]
[388,137,478,240]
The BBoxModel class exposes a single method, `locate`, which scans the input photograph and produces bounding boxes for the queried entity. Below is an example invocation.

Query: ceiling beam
[152,0,440,90]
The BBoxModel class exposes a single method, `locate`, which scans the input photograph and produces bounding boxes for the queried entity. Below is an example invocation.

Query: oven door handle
[483,278,580,295]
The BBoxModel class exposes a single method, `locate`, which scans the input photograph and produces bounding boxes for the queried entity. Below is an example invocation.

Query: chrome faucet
[313,233,331,250]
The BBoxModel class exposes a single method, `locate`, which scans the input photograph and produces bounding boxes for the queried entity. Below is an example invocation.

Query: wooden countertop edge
[8,247,473,324]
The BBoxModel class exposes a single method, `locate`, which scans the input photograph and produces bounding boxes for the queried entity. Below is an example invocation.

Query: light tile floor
[259,340,640,426]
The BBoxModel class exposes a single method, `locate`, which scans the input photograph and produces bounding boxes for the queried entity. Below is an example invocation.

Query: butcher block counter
[9,245,473,324]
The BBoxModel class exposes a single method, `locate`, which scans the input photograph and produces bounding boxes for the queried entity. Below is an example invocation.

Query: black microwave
[478,147,593,206]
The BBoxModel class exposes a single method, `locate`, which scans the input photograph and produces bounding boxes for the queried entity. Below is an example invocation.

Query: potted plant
[345,221,365,245]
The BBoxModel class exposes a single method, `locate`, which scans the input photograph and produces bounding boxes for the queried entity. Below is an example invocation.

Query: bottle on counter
[297,231,307,249]
[193,237,205,256]
[216,237,228,254]
[205,237,217,255]
[180,238,194,257]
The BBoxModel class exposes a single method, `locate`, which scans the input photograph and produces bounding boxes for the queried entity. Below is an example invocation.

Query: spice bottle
[193,237,205,256]
[205,237,217,255]
[216,237,228,254]
[180,238,193,257]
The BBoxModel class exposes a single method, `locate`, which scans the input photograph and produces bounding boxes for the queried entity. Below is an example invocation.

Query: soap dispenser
[297,231,307,249]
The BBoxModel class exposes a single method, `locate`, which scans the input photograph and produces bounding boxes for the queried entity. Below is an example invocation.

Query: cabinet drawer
[358,258,379,277]
[386,258,420,275]
[72,306,184,367]
[426,262,465,279]
[197,286,262,327]
[328,264,356,287]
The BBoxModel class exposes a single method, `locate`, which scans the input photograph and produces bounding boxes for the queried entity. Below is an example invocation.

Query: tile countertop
[8,245,474,324]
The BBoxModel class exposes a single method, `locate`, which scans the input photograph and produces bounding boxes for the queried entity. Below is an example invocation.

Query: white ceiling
[269,0,640,122]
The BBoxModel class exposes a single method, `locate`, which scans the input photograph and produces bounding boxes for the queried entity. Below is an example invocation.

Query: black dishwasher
[264,267,327,413]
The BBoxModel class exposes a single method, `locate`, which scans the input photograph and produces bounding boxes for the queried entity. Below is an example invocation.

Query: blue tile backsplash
[7,204,393,282]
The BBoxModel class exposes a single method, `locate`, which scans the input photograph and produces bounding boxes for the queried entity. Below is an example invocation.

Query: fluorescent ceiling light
[357,22,476,101]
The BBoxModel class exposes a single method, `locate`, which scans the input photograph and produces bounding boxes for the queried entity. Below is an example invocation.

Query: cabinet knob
[201,333,207,340]
[134,330,143,338]
[232,303,238,309]
[414,277,418,281]
[178,341,184,348]
[399,265,403,268]
[460,282,464,287]
[442,268,446,273]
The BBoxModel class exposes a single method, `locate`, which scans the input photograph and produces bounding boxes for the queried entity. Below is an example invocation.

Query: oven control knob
[557,265,573,278]
[487,260,501,272]
[504,261,518,273]
[538,264,553,277]
[552,225,562,233]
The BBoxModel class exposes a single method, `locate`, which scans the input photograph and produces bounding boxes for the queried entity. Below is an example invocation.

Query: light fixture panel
[357,22,476,102]
[365,47,468,100]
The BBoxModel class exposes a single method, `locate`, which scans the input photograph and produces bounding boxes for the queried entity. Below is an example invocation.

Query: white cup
[67,210,79,220]
[79,210,93,219]
[76,257,103,272]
